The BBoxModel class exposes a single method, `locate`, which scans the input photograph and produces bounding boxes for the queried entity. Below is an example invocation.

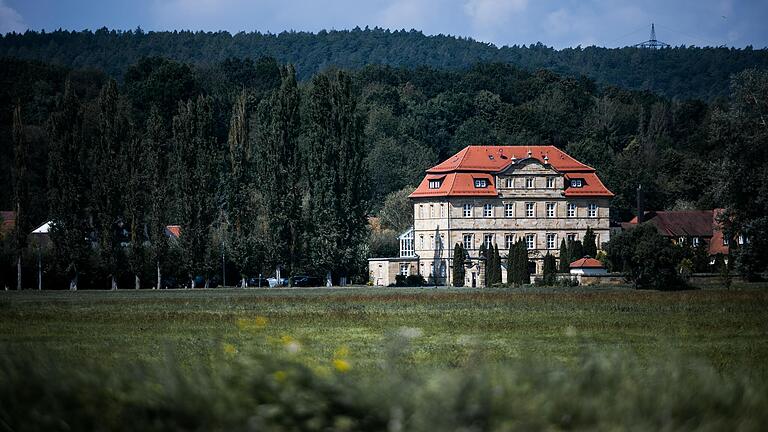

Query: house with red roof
[369,145,613,287]
[623,209,731,259]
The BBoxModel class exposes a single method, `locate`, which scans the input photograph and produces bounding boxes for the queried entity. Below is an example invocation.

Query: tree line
[0,55,766,288]
[1,28,767,100]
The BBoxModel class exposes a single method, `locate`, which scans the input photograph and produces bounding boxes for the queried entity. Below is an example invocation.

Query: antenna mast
[634,23,670,49]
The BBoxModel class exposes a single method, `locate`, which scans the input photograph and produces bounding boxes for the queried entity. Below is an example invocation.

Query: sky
[1,0,767,48]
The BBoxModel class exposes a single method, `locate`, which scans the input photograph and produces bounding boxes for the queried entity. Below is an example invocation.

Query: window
[399,263,409,276]
[588,203,597,218]
[723,237,729,246]
[463,234,473,250]
[428,179,442,189]
[484,234,494,248]
[525,177,534,188]
[738,235,747,245]
[678,236,685,245]
[463,204,472,217]
[692,237,700,247]
[570,179,583,188]
[505,234,514,249]
[429,204,434,218]
[567,203,576,218]
[546,177,555,188]
[525,202,535,217]
[546,202,555,218]
[419,235,424,249]
[418,205,423,219]
[505,178,514,188]
[474,179,488,188]
[439,234,445,249]
[546,233,556,249]
[429,235,434,249]
[483,203,493,217]
[504,203,514,217]
[440,204,445,218]
[525,234,535,250]
[567,233,577,242]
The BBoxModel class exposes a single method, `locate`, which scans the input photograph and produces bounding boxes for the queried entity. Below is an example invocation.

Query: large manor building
[369,145,614,287]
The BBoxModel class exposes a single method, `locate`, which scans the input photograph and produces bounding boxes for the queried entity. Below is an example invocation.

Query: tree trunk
[190,277,195,289]
[111,275,117,290]
[16,255,21,290]
[241,277,246,288]
[135,274,140,290]
[157,261,161,289]
[204,278,209,288]
[70,274,77,291]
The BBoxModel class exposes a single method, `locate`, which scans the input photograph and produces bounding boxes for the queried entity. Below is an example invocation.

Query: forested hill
[1,28,767,101]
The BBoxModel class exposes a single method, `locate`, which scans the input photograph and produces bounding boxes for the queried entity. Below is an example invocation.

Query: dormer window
[570,179,584,188]
[474,179,488,188]
[525,177,534,188]
[428,179,442,189]
[546,177,555,188]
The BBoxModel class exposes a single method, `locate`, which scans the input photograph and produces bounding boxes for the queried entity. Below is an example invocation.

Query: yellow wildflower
[236,315,268,331]
[333,359,351,373]
[223,343,237,356]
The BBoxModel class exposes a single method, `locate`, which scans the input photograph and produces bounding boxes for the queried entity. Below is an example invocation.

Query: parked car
[267,277,288,288]
[290,275,322,287]
[247,276,269,288]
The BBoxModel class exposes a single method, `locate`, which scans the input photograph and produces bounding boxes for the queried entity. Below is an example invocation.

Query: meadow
[2,285,768,430]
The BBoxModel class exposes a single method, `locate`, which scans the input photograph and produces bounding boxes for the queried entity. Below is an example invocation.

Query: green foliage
[541,253,557,286]
[607,224,685,290]
[558,239,570,273]
[378,187,415,233]
[452,243,465,287]
[583,227,597,258]
[506,240,530,286]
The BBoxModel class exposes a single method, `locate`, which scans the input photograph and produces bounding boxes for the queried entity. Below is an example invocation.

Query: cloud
[378,0,435,31]
[0,0,26,34]
[463,0,527,28]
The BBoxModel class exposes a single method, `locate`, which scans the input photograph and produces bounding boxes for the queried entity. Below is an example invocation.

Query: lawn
[2,284,768,375]
[2,285,768,430]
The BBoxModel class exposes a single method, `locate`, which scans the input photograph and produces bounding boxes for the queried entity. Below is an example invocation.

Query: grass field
[2,285,768,430]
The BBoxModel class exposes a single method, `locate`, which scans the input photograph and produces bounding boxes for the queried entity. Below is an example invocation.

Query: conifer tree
[478,242,488,285]
[304,70,369,284]
[452,243,465,287]
[583,227,597,257]
[492,244,502,286]
[542,253,557,285]
[506,244,515,285]
[48,81,91,290]
[568,239,584,263]
[144,107,169,289]
[123,130,151,289]
[11,104,30,290]
[558,238,570,273]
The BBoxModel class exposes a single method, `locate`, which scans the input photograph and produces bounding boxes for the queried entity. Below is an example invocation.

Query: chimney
[636,184,644,224]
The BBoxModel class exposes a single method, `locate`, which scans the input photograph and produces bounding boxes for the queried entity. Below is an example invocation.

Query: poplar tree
[170,96,218,288]
[492,244,502,286]
[11,104,30,290]
[144,107,170,289]
[90,80,131,290]
[478,243,487,285]
[452,243,465,287]
[558,238,570,273]
[506,244,515,285]
[542,253,557,285]
[123,131,151,289]
[48,81,90,290]
[305,70,369,284]
[252,66,302,280]
[583,227,597,257]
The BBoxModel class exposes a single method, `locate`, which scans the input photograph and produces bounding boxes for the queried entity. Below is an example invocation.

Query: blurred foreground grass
[1,285,768,430]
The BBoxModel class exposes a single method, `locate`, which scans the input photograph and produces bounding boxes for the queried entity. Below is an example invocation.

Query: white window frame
[484,234,494,249]
[463,234,473,250]
[429,204,434,218]
[504,203,514,218]
[463,204,472,217]
[546,202,556,218]
[440,204,445,218]
[525,202,535,218]
[428,179,441,189]
[418,205,423,219]
[723,237,729,246]
[419,235,424,249]
[567,233,577,242]
[546,177,555,188]
[525,177,534,188]
[567,203,576,218]
[678,236,685,245]
[692,237,700,247]
[588,203,597,218]
[570,179,583,188]
[505,234,514,250]
[474,179,488,188]
[483,203,493,217]
[399,263,409,276]
[525,234,535,250]
[505,178,514,188]
[546,233,556,249]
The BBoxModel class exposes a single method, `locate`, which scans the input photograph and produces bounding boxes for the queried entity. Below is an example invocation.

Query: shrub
[607,224,686,290]
[405,274,426,286]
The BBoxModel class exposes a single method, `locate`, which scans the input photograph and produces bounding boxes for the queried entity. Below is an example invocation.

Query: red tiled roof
[570,257,605,269]
[165,225,181,238]
[625,209,730,256]
[0,211,15,237]
[411,145,613,198]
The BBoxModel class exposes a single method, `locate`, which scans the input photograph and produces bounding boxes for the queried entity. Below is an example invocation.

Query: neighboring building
[623,210,730,258]
[369,145,613,286]
[0,211,15,239]
[569,257,607,276]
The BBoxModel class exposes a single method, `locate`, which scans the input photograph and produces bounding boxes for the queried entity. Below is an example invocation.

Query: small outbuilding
[569,257,607,276]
